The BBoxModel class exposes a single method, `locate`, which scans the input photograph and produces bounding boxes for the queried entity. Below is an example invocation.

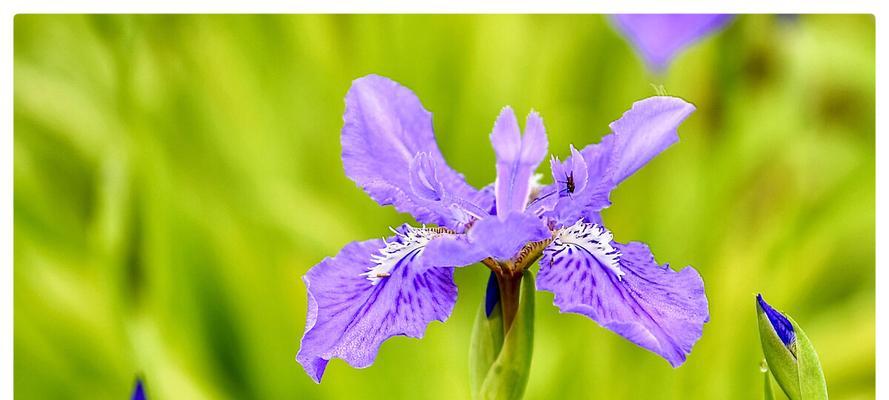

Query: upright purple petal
[342,75,491,229]
[537,221,708,367]
[544,97,695,226]
[535,138,614,225]
[491,108,548,218]
[409,152,445,201]
[297,227,461,382]
[611,14,733,71]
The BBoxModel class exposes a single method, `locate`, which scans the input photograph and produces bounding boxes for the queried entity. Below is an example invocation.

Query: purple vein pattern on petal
[342,75,490,229]
[491,107,548,218]
[537,224,708,367]
[297,234,458,382]
[611,14,733,71]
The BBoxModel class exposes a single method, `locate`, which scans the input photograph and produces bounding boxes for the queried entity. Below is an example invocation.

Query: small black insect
[564,172,576,194]
[527,171,577,208]
[558,172,576,198]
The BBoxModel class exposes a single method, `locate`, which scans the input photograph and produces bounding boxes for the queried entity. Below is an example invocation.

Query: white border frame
[2,3,884,399]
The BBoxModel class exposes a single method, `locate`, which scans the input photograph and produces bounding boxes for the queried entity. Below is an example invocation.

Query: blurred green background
[14,14,874,399]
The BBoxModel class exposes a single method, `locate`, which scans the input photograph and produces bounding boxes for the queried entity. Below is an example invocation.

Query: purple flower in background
[297,74,709,382]
[611,14,734,71]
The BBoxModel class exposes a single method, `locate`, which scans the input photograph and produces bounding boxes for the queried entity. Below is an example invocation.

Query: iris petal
[607,96,696,183]
[469,211,551,261]
[342,75,491,229]
[297,228,459,382]
[541,96,695,226]
[490,107,549,218]
[537,223,708,367]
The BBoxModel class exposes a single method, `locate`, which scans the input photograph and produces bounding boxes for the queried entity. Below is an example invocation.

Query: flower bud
[756,294,828,400]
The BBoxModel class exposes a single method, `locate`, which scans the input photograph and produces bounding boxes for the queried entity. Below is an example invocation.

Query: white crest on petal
[552,220,624,280]
[362,225,445,285]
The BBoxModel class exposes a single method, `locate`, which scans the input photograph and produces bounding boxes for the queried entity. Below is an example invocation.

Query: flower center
[553,221,624,280]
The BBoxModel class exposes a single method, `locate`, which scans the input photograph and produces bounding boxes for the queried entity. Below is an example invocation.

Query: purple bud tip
[485,271,500,317]
[131,378,146,400]
[757,294,796,347]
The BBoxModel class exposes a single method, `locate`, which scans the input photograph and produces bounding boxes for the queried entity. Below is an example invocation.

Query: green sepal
[756,298,828,400]
[469,271,535,400]
[791,317,828,399]
[469,291,504,396]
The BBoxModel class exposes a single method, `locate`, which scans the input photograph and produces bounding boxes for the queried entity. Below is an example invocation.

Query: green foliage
[469,283,504,397]
[14,15,874,399]
[470,271,535,400]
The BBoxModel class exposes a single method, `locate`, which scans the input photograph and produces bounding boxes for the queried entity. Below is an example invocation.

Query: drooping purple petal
[611,14,734,71]
[543,96,695,227]
[491,107,548,218]
[537,222,709,367]
[342,75,491,229]
[756,294,796,347]
[297,227,460,382]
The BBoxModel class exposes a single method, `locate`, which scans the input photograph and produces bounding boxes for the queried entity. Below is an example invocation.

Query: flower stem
[495,271,523,333]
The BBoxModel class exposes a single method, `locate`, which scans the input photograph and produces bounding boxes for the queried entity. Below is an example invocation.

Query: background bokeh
[13,14,874,399]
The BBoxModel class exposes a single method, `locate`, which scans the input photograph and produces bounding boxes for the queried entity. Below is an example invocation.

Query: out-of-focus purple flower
[131,378,146,400]
[611,14,734,71]
[297,74,709,382]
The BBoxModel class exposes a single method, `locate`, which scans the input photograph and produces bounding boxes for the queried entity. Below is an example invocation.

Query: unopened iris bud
[755,294,828,400]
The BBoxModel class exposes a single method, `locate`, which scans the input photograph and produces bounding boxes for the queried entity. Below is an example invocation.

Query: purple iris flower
[297,74,709,382]
[611,14,734,71]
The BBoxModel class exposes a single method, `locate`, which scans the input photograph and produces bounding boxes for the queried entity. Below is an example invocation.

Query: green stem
[496,272,523,333]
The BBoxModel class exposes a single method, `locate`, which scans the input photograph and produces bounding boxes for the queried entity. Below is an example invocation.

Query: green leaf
[470,271,535,400]
[791,317,828,400]
[756,299,828,400]
[469,292,504,396]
